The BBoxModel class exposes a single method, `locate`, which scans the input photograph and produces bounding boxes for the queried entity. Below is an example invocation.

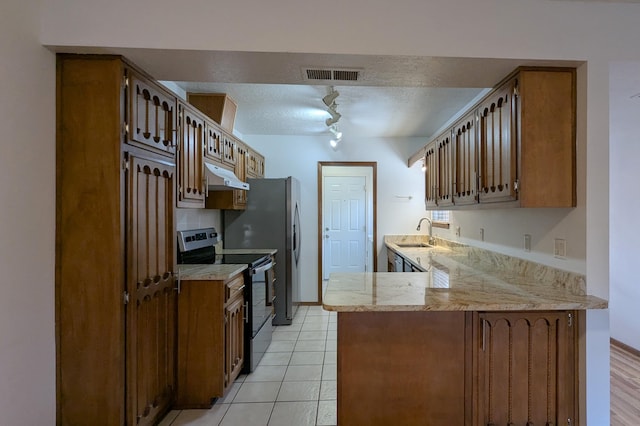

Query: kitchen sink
[395,242,433,248]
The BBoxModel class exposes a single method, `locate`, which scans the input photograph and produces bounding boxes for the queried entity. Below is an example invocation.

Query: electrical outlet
[524,234,531,252]
[456,226,461,237]
[480,228,484,241]
[554,238,566,258]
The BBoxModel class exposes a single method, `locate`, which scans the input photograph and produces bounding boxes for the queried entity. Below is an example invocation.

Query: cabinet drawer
[225,274,245,303]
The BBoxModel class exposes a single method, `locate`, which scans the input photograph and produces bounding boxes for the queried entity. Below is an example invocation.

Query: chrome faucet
[416,217,435,245]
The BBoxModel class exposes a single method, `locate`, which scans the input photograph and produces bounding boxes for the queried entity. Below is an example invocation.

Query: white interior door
[323,175,367,279]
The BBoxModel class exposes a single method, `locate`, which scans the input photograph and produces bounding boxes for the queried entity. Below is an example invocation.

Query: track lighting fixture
[325,108,341,126]
[328,125,342,140]
[323,89,340,107]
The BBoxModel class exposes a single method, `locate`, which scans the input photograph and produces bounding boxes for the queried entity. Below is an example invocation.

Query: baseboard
[611,338,640,357]
[298,302,321,306]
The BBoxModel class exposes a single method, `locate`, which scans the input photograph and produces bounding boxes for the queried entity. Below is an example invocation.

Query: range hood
[204,162,250,191]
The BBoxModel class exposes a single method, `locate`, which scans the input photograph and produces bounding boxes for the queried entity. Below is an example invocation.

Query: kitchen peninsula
[322,236,606,426]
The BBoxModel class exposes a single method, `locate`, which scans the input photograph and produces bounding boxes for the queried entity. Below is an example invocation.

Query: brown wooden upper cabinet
[424,141,438,209]
[416,67,576,210]
[247,148,265,178]
[205,121,224,163]
[205,136,248,210]
[127,71,177,156]
[177,101,206,208]
[452,111,478,206]
[478,78,517,204]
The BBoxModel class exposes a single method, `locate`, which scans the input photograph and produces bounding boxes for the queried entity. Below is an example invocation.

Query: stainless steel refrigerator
[224,177,301,325]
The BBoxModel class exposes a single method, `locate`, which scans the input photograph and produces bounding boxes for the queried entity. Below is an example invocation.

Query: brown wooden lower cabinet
[475,311,576,426]
[176,273,245,408]
[337,310,577,426]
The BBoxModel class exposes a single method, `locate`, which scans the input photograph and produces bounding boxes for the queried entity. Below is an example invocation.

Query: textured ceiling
[51,46,582,139]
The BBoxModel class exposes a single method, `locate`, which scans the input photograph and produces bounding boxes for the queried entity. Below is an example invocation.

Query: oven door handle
[252,261,274,275]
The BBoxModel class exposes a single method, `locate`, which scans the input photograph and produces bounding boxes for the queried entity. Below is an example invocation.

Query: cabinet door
[205,120,223,163]
[127,71,177,156]
[225,295,245,391]
[452,112,478,206]
[222,133,237,166]
[476,311,576,426]
[126,155,176,426]
[178,102,205,208]
[478,79,518,204]
[247,149,265,178]
[234,142,248,207]
[436,131,454,207]
[424,142,438,209]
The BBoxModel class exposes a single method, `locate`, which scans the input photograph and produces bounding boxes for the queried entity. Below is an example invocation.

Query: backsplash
[176,208,222,232]
[385,234,587,295]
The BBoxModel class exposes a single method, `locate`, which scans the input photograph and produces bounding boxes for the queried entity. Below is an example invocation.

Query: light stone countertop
[219,248,277,255]
[177,248,276,281]
[322,235,608,312]
[178,264,247,281]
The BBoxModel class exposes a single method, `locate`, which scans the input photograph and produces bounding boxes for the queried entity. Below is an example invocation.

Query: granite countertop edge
[323,236,608,312]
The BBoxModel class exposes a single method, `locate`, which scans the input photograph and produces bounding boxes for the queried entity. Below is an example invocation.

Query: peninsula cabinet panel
[127,71,177,157]
[475,311,576,426]
[478,78,518,204]
[452,112,478,206]
[338,311,470,425]
[177,102,205,208]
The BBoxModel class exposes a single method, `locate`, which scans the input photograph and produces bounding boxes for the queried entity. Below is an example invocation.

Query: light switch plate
[524,234,531,252]
[480,228,484,241]
[456,226,461,237]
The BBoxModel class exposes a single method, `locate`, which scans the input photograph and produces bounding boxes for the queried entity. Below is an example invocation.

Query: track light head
[329,125,342,140]
[323,89,340,107]
[326,115,341,126]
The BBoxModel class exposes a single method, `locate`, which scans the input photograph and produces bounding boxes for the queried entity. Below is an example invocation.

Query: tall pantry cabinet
[56,55,176,426]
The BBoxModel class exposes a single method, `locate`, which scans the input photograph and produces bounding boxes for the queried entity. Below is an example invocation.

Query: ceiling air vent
[304,67,361,82]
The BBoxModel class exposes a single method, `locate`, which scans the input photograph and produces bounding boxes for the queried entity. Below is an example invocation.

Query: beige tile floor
[159,305,337,426]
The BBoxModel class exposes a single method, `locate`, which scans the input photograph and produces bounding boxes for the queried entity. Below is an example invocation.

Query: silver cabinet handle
[244,302,249,323]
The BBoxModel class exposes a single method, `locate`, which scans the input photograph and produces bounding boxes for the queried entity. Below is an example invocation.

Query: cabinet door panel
[478,79,518,204]
[225,295,245,389]
[127,156,176,426]
[453,112,478,206]
[424,142,438,209]
[178,103,205,207]
[205,121,223,163]
[128,72,177,156]
[437,132,454,207]
[477,311,575,426]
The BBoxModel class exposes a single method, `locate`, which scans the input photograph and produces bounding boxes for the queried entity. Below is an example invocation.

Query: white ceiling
[56,47,582,139]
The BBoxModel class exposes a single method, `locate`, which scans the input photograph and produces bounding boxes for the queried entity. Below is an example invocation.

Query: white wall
[0,1,56,424]
[245,135,427,301]
[610,61,640,351]
[1,0,633,423]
